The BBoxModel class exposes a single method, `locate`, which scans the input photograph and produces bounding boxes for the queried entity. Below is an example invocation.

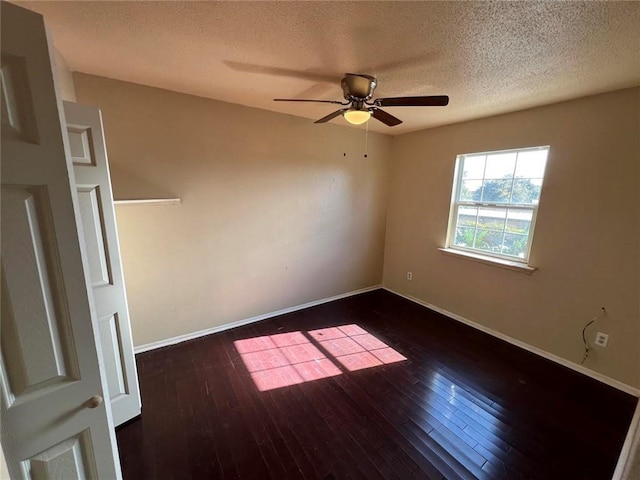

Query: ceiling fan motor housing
[341,74,377,101]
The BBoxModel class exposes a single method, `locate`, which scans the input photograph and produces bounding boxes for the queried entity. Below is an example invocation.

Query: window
[446,146,549,264]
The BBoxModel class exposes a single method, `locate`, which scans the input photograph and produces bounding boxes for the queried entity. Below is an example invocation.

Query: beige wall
[74,71,638,388]
[384,88,640,388]
[52,46,76,101]
[74,73,391,347]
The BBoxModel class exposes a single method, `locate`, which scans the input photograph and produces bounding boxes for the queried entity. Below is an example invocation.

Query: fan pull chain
[343,126,347,157]
[364,121,369,158]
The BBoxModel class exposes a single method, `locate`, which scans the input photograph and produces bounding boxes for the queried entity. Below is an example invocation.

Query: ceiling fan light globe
[343,109,371,125]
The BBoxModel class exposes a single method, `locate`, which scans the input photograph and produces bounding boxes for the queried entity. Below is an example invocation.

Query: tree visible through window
[446,146,549,263]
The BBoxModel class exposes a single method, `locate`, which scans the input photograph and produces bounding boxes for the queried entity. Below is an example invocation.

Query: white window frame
[445,146,550,265]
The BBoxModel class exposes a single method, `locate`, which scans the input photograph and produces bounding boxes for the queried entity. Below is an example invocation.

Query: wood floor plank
[117,289,636,480]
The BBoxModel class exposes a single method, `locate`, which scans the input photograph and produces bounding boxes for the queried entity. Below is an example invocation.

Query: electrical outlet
[595,332,609,347]
[407,272,413,281]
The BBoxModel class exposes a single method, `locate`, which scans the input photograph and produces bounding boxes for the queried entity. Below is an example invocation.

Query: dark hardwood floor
[116,289,637,480]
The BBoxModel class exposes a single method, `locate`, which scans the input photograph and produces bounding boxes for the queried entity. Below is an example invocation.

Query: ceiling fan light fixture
[343,109,371,125]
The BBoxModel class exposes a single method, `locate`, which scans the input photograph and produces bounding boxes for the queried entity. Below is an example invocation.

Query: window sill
[438,248,537,275]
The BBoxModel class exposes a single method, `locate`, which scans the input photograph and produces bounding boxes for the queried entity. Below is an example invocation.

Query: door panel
[76,185,112,287]
[26,431,93,479]
[1,186,78,401]
[98,314,127,399]
[67,126,95,165]
[1,53,38,143]
[1,3,121,479]
[64,101,142,426]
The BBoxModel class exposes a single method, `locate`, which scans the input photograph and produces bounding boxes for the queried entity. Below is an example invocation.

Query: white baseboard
[134,285,382,354]
[135,283,639,397]
[383,287,640,398]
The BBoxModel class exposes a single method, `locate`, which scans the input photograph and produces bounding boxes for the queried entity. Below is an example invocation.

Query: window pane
[454,227,476,248]
[502,233,529,258]
[449,146,547,263]
[459,180,482,201]
[506,209,533,234]
[515,150,547,178]
[457,206,477,227]
[473,229,503,253]
[511,178,542,204]
[462,155,485,179]
[481,178,512,203]
[477,207,506,231]
[484,152,517,179]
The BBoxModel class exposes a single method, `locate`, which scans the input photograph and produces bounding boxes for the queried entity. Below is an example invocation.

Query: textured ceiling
[21,1,640,135]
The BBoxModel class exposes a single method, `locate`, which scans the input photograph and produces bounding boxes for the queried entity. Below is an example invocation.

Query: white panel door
[64,101,142,426]
[1,3,121,479]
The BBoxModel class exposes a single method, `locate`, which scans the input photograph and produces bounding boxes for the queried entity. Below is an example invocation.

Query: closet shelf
[114,198,181,206]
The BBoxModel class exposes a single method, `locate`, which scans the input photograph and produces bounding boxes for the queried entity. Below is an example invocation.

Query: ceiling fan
[274,73,449,127]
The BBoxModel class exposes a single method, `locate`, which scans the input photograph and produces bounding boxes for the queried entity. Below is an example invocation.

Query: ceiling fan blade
[315,109,348,124]
[371,108,402,127]
[274,98,347,105]
[375,95,449,107]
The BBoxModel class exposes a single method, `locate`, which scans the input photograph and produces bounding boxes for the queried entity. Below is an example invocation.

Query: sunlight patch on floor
[308,325,407,371]
[234,331,341,391]
[235,325,406,391]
